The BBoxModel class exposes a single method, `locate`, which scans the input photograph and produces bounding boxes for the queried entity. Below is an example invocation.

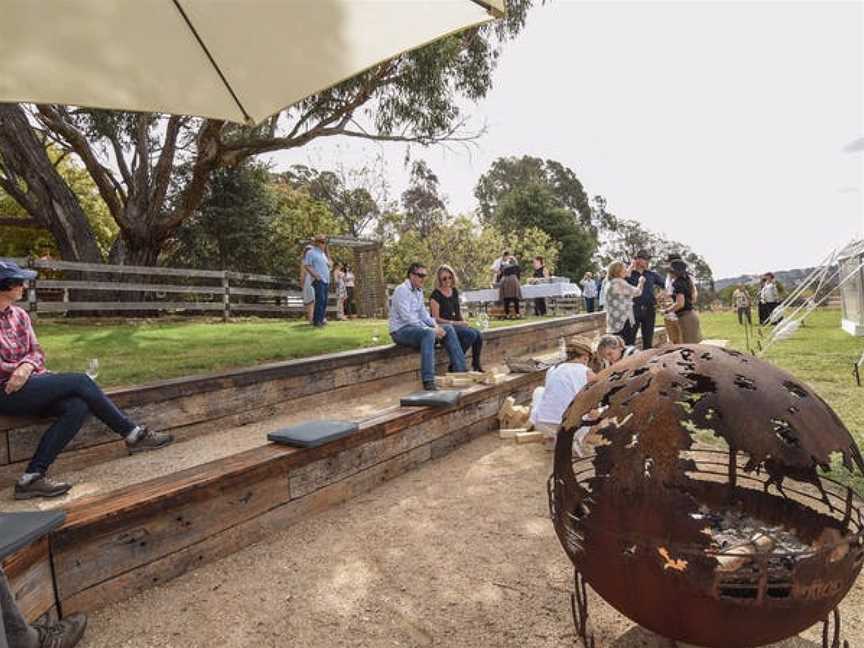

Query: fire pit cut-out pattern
[548,345,864,648]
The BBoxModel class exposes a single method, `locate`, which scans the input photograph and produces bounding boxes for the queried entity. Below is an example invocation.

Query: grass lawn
[33,315,546,388]
[699,308,864,491]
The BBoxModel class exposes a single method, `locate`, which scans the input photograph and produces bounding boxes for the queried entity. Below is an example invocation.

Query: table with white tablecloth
[461,282,582,304]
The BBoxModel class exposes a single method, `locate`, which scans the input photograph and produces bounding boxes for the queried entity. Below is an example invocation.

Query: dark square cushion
[267,420,359,448]
[400,390,461,408]
[0,511,66,561]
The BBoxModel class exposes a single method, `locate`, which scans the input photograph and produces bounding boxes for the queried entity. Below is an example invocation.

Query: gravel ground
[5,384,408,512]
[78,433,861,648]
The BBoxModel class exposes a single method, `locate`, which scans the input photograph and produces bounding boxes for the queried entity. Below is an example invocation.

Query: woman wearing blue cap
[0,260,174,500]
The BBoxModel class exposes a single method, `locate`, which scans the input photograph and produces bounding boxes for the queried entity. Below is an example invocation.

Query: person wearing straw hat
[663,259,702,343]
[304,234,331,327]
[0,260,173,500]
[529,337,596,453]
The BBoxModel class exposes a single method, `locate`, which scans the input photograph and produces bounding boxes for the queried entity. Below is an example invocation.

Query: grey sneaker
[126,426,174,454]
[422,380,439,392]
[14,475,71,500]
[34,613,87,648]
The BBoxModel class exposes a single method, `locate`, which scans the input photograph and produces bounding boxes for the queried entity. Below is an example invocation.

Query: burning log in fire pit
[548,345,864,648]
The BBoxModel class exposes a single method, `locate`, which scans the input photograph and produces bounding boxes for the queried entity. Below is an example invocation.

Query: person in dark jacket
[625,250,664,349]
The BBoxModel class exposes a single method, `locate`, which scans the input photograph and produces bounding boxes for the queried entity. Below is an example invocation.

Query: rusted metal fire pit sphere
[549,344,864,648]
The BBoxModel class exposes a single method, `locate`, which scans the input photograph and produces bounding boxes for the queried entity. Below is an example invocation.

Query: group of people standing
[731,272,782,326]
[488,251,554,318]
[600,250,702,348]
[300,234,356,327]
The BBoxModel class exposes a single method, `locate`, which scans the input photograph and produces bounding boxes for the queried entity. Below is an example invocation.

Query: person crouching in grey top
[1,565,86,648]
[389,263,467,391]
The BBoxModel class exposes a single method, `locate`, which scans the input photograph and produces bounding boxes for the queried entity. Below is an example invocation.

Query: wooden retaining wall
[0,314,605,485]
[6,373,541,621]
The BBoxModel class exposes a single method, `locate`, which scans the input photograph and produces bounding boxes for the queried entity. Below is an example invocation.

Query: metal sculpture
[548,345,864,648]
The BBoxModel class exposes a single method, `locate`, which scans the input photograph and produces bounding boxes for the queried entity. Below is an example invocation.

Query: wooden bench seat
[0,314,606,485]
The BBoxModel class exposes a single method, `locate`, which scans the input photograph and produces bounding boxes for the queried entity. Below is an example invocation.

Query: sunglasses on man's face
[412,272,428,279]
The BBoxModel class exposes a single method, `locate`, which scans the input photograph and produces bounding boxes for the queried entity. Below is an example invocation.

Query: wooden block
[515,431,544,444]
[499,427,529,439]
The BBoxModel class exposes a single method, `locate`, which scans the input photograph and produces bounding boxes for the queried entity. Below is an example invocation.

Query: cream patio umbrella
[0,0,505,124]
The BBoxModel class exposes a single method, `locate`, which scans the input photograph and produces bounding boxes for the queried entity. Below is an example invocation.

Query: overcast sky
[270,1,863,279]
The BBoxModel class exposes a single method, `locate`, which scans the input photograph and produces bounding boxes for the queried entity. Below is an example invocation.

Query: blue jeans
[391,325,466,384]
[584,297,596,313]
[454,325,483,371]
[0,373,135,475]
[312,280,329,326]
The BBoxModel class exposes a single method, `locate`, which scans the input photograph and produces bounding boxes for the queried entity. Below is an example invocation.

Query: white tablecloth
[461,282,582,303]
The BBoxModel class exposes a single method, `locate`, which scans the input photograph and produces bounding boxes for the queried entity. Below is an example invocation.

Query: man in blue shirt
[303,234,331,327]
[389,262,467,391]
[626,250,664,348]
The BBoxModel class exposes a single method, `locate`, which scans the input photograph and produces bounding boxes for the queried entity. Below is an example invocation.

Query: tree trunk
[0,105,103,263]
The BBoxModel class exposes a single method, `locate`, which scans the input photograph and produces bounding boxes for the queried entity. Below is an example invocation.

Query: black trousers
[737,307,752,326]
[759,302,780,325]
[633,303,656,349]
[618,319,638,346]
[534,298,547,316]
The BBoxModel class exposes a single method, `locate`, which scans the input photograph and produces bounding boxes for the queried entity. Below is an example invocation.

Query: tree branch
[159,118,224,233]
[148,114,182,218]
[35,104,128,226]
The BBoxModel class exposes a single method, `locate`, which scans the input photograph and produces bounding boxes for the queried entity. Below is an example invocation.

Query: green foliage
[493,183,593,280]
[165,163,277,272]
[265,183,344,279]
[0,148,117,258]
[474,155,593,229]
[380,213,558,289]
[164,165,343,280]
[282,160,388,238]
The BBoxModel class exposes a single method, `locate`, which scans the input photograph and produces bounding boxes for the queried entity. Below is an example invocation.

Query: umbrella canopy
[0,0,505,125]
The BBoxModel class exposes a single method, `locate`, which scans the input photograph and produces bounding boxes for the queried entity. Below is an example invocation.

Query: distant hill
[715,266,837,292]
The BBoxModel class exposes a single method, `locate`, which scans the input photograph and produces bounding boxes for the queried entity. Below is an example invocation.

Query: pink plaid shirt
[0,304,46,386]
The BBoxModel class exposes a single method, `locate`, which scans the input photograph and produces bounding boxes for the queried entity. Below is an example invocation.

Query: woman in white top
[343,265,356,317]
[580,272,598,313]
[603,260,644,345]
[530,337,596,453]
[758,272,781,325]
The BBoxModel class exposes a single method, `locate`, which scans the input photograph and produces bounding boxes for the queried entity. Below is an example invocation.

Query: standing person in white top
[759,272,781,325]
[343,265,357,318]
[580,272,598,313]
[530,337,596,453]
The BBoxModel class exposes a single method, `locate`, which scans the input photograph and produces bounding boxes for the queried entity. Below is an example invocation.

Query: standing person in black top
[498,255,522,318]
[625,249,664,349]
[531,256,550,316]
[429,265,484,372]
[663,260,702,343]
